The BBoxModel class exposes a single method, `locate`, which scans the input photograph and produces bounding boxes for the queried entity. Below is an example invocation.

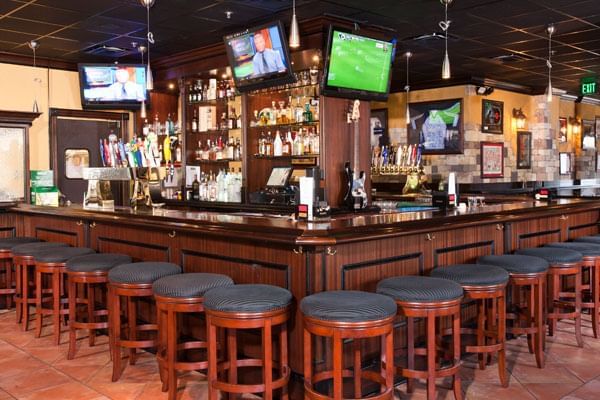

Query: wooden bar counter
[1,198,600,374]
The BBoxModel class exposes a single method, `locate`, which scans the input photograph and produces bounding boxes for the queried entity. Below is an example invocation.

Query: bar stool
[153,273,234,400]
[545,241,600,338]
[11,241,68,329]
[431,264,509,387]
[377,276,464,400]
[108,262,181,381]
[516,247,584,347]
[0,237,40,311]
[65,253,132,360]
[300,290,396,400]
[574,235,600,245]
[204,284,292,400]
[34,247,96,344]
[478,254,549,369]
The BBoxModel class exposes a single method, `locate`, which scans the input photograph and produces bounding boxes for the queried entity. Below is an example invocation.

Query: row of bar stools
[0,237,40,311]
[33,247,96,344]
[300,290,397,400]
[204,284,292,400]
[108,262,181,381]
[516,247,584,347]
[431,264,510,387]
[66,253,132,359]
[377,276,464,400]
[478,255,549,369]
[12,241,69,330]
[545,241,600,339]
[153,273,234,400]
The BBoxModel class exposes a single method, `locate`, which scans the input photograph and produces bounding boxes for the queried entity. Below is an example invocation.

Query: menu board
[0,127,25,201]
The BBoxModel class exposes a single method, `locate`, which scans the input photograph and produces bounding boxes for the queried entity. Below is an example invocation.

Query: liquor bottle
[142,119,150,136]
[303,103,313,122]
[237,137,242,159]
[195,140,202,161]
[294,97,304,123]
[167,113,174,135]
[265,132,273,156]
[192,109,198,133]
[188,84,195,103]
[226,80,233,100]
[220,112,228,130]
[199,173,208,201]
[218,81,225,99]
[153,113,160,135]
[215,136,224,160]
[293,130,304,156]
[227,137,235,160]
[273,131,283,157]
[311,128,320,154]
[208,172,217,201]
[270,101,277,125]
[258,132,265,155]
[192,174,200,201]
[228,108,234,129]
[283,131,292,156]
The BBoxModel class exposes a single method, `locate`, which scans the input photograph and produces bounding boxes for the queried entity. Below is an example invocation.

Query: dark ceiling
[1,0,599,97]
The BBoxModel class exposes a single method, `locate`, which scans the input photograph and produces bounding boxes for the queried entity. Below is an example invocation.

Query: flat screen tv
[322,26,395,101]
[78,63,148,110]
[223,20,295,92]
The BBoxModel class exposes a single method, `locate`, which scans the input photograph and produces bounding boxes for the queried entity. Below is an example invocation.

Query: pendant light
[405,51,412,124]
[28,40,40,113]
[439,0,453,80]
[138,45,148,119]
[140,0,155,91]
[289,0,300,49]
[546,24,555,103]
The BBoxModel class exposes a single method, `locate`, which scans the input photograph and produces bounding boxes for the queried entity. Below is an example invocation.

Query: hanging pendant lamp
[138,45,148,119]
[28,40,40,113]
[440,0,453,80]
[405,51,412,124]
[546,24,555,103]
[289,0,300,49]
[140,0,155,91]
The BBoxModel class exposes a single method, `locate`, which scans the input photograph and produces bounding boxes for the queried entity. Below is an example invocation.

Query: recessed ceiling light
[168,82,175,90]
[225,11,233,19]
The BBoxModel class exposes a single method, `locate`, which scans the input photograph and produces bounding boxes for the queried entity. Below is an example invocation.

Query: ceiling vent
[491,53,535,63]
[84,45,131,58]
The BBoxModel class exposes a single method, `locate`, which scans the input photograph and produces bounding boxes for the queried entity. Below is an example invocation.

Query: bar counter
[2,198,600,374]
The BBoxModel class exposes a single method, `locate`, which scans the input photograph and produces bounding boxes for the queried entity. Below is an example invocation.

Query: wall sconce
[569,117,581,135]
[513,108,527,130]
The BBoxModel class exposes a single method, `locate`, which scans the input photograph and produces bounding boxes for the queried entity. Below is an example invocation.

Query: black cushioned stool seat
[431,264,509,286]
[0,237,40,251]
[545,242,600,257]
[574,235,600,245]
[11,242,68,257]
[301,290,397,399]
[478,254,549,274]
[34,247,95,263]
[153,273,234,298]
[108,262,182,284]
[66,253,133,360]
[154,273,234,400]
[205,283,292,399]
[376,275,463,302]
[204,283,292,313]
[66,253,132,272]
[515,247,583,264]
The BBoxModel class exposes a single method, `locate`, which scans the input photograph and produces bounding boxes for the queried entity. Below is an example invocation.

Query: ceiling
[1,0,599,97]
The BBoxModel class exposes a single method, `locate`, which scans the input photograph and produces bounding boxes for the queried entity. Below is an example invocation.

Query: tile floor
[0,310,599,399]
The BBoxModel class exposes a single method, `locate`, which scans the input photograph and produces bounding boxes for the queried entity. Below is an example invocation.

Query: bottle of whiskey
[265,132,273,156]
[192,109,198,133]
[192,174,200,201]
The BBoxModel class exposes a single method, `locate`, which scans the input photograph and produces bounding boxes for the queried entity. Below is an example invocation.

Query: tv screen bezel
[223,20,295,93]
[321,25,395,102]
[78,63,150,110]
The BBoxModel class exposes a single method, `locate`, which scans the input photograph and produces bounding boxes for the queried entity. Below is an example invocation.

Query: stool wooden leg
[87,283,96,347]
[534,277,545,369]
[452,311,462,400]
[111,292,122,382]
[527,284,535,354]
[5,261,13,309]
[158,308,168,392]
[498,294,508,387]
[353,338,361,397]
[407,316,415,393]
[167,308,177,400]
[548,273,559,337]
[574,269,584,348]
[384,328,394,396]
[52,269,61,345]
[127,297,137,365]
[592,261,600,339]
[477,299,485,370]
[227,328,238,400]
[207,317,218,400]
[35,268,43,338]
[333,331,343,400]
[263,320,273,400]
[15,263,22,323]
[426,313,436,400]
[303,328,312,394]
[67,277,77,359]
[280,323,289,400]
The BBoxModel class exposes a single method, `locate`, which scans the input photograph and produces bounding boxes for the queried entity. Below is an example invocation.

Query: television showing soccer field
[223,20,295,92]
[322,27,395,101]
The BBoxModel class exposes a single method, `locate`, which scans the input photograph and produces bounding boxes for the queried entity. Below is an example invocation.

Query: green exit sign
[581,77,598,96]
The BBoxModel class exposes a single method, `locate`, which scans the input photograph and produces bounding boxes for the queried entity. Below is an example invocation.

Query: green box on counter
[30,170,54,204]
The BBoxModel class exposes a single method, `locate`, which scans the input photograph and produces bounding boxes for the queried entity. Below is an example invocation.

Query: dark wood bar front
[2,198,599,374]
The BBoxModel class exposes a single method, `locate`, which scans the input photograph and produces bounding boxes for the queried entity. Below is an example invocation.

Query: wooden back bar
[2,198,600,373]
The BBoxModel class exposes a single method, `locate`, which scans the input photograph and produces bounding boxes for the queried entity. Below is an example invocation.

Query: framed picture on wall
[480,141,504,178]
[517,131,532,169]
[481,99,503,134]
[370,108,389,148]
[407,99,463,154]
[582,119,595,149]
[559,152,572,175]
[559,117,568,143]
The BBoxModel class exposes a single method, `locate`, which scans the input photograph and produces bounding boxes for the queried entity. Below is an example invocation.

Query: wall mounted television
[223,20,295,92]
[322,26,395,101]
[78,63,149,110]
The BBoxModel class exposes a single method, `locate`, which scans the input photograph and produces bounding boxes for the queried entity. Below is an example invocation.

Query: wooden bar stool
[516,247,584,347]
[0,237,40,311]
[108,262,181,381]
[34,247,96,344]
[11,242,68,329]
[546,241,600,338]
[431,264,510,387]
[153,273,234,400]
[377,276,464,400]
[300,290,396,400]
[478,254,549,369]
[65,253,132,360]
[204,284,292,400]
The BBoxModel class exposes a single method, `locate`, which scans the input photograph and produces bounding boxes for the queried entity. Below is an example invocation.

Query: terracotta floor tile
[18,381,107,400]
[0,367,71,397]
[464,379,536,400]
[522,383,582,400]
[563,378,600,400]
[0,389,14,400]
[394,380,458,400]
[510,363,583,384]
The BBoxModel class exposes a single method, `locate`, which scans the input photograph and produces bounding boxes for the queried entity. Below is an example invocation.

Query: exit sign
[581,76,598,96]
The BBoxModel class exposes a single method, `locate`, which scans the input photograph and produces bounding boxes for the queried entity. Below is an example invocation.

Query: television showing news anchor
[251,31,286,76]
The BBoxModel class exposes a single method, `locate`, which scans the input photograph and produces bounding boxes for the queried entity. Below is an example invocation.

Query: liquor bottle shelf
[186,97,234,106]
[247,82,319,96]
[187,128,235,135]
[248,120,320,130]
[253,154,319,160]
[188,159,239,165]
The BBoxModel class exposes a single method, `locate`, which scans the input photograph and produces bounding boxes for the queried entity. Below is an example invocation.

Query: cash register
[249,166,297,205]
